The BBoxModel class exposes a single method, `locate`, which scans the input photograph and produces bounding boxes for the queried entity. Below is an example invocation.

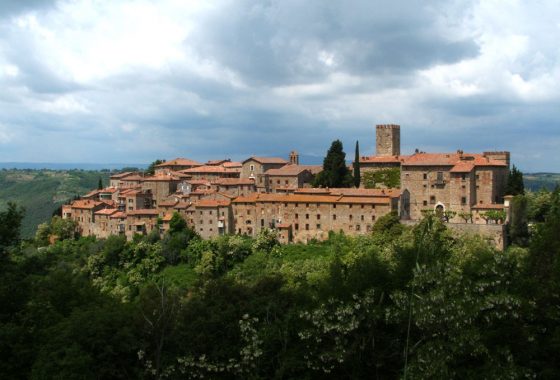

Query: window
[437,172,444,182]
[356,224,361,231]
[316,224,321,229]
[305,224,309,230]
[295,213,299,219]
[361,204,364,209]
[349,204,353,209]
[247,210,251,215]
[128,199,133,203]
[333,214,337,220]
[261,219,264,227]
[285,180,288,185]
[306,203,309,207]
[199,211,203,215]
[277,180,280,184]
[461,173,466,180]
[250,164,254,171]
[317,214,321,220]
[430,196,436,204]
[423,200,428,206]
[284,203,288,207]
[209,211,212,215]
[295,223,299,230]
[349,215,353,221]
[423,173,428,180]
[372,215,376,221]
[306,214,309,219]
[361,215,364,221]
[476,174,479,179]
[461,197,467,205]
[333,204,336,209]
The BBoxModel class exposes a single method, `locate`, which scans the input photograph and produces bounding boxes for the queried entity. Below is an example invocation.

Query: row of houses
[63,124,511,243]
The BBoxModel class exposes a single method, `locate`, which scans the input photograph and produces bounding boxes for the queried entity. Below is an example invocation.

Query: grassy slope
[0,169,110,238]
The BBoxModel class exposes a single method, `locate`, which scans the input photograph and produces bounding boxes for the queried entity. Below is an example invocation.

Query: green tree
[145,159,166,176]
[353,140,360,188]
[506,164,525,195]
[97,177,103,190]
[0,202,25,257]
[313,140,352,188]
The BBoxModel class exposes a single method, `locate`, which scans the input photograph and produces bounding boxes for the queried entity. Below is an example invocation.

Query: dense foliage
[313,140,353,188]
[0,169,111,237]
[1,189,560,379]
[506,164,525,195]
[362,167,401,188]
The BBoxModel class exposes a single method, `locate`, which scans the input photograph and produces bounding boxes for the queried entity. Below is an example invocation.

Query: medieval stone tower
[375,124,400,156]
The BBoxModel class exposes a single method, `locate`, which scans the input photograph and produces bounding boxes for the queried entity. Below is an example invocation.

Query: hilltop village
[63,125,511,246]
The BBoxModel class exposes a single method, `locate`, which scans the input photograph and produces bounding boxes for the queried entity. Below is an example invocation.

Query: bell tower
[376,124,400,156]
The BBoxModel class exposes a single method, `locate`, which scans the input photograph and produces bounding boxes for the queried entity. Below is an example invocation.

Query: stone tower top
[376,124,400,156]
[289,150,299,165]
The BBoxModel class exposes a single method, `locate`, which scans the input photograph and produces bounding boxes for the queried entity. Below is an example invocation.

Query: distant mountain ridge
[0,162,147,170]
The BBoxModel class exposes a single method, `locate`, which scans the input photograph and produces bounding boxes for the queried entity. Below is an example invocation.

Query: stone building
[69,199,110,236]
[154,158,202,174]
[125,209,160,239]
[264,165,315,193]
[117,189,153,212]
[232,192,398,243]
[179,165,240,181]
[185,199,233,239]
[400,151,509,220]
[212,178,256,196]
[141,174,181,206]
[241,157,289,191]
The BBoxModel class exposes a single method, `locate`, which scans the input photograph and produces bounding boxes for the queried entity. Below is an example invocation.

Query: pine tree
[353,140,361,188]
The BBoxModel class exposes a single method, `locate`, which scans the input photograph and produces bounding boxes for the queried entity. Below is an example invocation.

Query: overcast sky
[0,0,558,171]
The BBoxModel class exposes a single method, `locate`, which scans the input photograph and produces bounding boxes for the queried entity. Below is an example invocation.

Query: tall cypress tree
[314,140,352,188]
[97,177,103,190]
[505,165,525,195]
[353,140,361,188]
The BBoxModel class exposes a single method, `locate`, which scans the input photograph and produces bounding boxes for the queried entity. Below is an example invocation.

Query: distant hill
[0,162,147,170]
[0,169,112,238]
[524,173,560,191]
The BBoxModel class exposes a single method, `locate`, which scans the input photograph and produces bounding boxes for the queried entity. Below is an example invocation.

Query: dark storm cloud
[190,0,478,85]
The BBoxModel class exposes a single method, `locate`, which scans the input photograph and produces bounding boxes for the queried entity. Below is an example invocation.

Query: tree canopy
[505,164,525,195]
[313,140,353,188]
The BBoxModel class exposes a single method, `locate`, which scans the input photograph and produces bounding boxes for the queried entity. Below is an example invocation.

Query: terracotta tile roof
[143,174,181,181]
[71,199,106,210]
[174,203,191,209]
[243,156,288,165]
[265,164,311,176]
[232,191,393,205]
[194,199,231,207]
[161,213,174,222]
[450,161,475,173]
[190,189,217,195]
[155,158,202,167]
[119,189,141,196]
[120,175,145,181]
[110,211,127,219]
[186,179,212,185]
[329,188,401,198]
[212,178,255,186]
[94,208,119,216]
[110,171,136,179]
[206,159,230,166]
[83,189,101,198]
[402,152,507,167]
[359,155,404,164]
[168,170,191,179]
[100,187,118,193]
[293,188,331,195]
[126,209,160,216]
[300,165,323,175]
[223,161,242,168]
[180,165,240,174]
[337,196,390,205]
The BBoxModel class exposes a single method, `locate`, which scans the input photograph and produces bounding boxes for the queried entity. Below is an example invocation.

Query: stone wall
[375,124,400,156]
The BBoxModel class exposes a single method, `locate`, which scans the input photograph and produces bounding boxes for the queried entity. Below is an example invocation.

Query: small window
[437,172,443,181]
[333,204,336,209]
[349,204,353,209]
[306,214,309,219]
[356,224,361,231]
[295,223,299,230]
[461,197,467,205]
[305,224,309,230]
[209,211,212,215]
[372,215,376,221]
[317,214,321,220]
[316,224,321,229]
[333,214,337,220]
[284,203,288,207]
[361,204,364,209]
[295,213,299,219]
[423,200,428,206]
[285,180,288,185]
[423,173,428,180]
[461,173,466,180]
[277,180,280,184]
[261,219,264,227]
[250,164,255,171]
[306,203,309,207]
[349,215,353,221]
[361,215,364,221]
[430,196,436,204]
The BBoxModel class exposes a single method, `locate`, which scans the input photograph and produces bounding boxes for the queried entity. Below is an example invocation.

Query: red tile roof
[232,191,393,205]
[110,211,127,219]
[143,174,181,181]
[243,156,288,164]
[359,155,404,164]
[223,161,242,168]
[110,171,137,179]
[402,152,507,167]
[94,208,119,216]
[213,178,256,186]
[206,159,230,166]
[155,158,202,167]
[265,164,311,176]
[180,165,240,174]
[71,199,106,210]
[194,199,231,207]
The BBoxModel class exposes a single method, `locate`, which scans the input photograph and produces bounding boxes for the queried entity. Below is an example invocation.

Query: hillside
[0,169,111,238]
[524,172,560,191]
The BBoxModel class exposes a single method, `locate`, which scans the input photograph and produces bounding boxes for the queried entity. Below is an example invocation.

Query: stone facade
[376,124,400,156]
[241,157,288,192]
